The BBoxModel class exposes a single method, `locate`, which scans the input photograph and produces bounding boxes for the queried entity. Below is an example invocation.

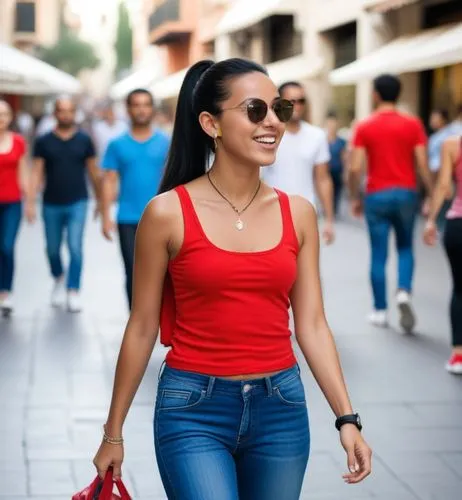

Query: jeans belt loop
[157,360,166,382]
[265,376,273,397]
[206,376,215,398]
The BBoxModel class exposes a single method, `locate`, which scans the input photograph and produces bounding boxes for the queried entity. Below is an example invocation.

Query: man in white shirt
[262,81,335,243]
[92,101,128,159]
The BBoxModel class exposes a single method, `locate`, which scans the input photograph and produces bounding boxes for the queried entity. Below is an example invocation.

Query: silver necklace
[207,172,261,231]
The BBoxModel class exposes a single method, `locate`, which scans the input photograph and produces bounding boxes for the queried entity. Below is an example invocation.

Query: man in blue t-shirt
[101,88,170,309]
[30,97,100,313]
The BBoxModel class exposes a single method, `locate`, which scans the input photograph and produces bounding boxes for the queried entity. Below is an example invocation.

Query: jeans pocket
[274,375,306,407]
[157,386,206,412]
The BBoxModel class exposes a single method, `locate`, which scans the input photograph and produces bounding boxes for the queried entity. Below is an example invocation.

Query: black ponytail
[158,58,267,194]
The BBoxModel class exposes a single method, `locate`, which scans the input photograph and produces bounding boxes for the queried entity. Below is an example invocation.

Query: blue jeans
[365,188,418,310]
[154,365,310,500]
[42,200,87,290]
[0,202,22,292]
[330,169,343,216]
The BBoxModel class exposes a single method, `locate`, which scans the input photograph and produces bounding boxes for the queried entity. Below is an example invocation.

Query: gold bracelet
[103,433,124,445]
[103,424,123,445]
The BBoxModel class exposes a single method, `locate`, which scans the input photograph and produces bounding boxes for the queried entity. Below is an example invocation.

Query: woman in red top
[93,59,371,498]
[0,100,30,315]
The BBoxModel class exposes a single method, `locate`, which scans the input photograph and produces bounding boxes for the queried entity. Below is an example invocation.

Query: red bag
[72,468,131,500]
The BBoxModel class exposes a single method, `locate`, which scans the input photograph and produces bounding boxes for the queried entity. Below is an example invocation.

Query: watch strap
[335,413,362,431]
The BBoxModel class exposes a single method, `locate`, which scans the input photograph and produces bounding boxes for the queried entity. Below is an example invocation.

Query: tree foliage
[39,20,100,76]
[115,0,133,75]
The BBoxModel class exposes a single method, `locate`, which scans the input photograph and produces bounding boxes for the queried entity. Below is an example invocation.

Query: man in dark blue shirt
[326,112,347,216]
[30,98,100,312]
[101,89,170,309]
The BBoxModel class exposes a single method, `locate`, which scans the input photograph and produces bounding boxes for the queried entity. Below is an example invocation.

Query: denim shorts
[154,364,310,500]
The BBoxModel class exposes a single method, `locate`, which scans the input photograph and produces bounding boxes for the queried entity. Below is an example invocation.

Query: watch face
[356,414,362,427]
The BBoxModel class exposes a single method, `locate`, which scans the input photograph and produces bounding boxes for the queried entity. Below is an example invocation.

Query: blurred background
[1,1,462,499]
[1,0,461,136]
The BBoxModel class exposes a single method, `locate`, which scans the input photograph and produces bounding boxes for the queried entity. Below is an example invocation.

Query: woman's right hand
[93,441,124,481]
[423,220,438,246]
[24,200,36,224]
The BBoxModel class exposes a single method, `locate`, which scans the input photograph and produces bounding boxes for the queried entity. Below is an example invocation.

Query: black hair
[431,108,450,123]
[373,74,401,103]
[457,103,462,116]
[158,58,267,194]
[278,81,303,96]
[326,110,338,119]
[126,88,154,107]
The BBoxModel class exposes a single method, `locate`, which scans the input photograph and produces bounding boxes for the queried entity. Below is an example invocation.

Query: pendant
[235,218,244,231]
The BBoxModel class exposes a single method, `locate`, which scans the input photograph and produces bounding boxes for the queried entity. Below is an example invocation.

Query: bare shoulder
[141,190,182,232]
[287,195,319,245]
[443,135,461,151]
[440,135,461,164]
[288,194,317,221]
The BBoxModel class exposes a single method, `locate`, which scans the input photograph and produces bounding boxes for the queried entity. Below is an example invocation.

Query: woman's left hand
[340,425,372,484]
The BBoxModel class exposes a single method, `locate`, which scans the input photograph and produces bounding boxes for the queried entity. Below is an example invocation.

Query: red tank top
[0,133,25,203]
[160,185,298,376]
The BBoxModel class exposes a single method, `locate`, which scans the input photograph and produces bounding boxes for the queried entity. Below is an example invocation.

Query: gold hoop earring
[213,134,218,150]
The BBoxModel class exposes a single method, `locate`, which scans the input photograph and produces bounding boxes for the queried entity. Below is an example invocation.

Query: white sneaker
[396,290,416,333]
[367,310,388,327]
[51,279,66,307]
[1,295,13,316]
[67,292,82,313]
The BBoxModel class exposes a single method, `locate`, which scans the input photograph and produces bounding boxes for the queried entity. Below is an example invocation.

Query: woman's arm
[290,197,352,417]
[17,153,29,199]
[423,137,458,246]
[94,193,177,480]
[24,157,45,223]
[290,196,372,483]
[428,138,457,222]
[104,195,173,437]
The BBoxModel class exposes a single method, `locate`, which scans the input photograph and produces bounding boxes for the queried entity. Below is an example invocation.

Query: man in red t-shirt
[349,74,433,333]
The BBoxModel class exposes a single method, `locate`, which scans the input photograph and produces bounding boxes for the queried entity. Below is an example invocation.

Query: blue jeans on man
[364,188,418,311]
[42,199,87,290]
[0,202,22,292]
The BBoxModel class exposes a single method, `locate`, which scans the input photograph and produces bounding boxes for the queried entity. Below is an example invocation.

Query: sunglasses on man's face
[221,98,294,124]
[290,98,306,105]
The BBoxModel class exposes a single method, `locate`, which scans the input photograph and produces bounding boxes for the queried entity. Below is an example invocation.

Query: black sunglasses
[290,98,306,105]
[221,98,294,124]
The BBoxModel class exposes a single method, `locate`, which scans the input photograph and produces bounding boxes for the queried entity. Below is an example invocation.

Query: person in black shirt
[29,98,100,312]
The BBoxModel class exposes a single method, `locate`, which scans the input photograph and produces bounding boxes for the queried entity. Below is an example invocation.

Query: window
[15,1,36,33]
[264,16,302,64]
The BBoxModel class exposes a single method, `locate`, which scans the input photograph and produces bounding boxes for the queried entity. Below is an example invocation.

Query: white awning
[367,0,419,13]
[149,55,323,101]
[267,55,324,85]
[110,68,159,100]
[150,68,188,101]
[329,23,462,86]
[216,0,299,36]
[0,43,81,95]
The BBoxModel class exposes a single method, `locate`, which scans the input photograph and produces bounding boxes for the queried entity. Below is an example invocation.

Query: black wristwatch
[335,413,362,432]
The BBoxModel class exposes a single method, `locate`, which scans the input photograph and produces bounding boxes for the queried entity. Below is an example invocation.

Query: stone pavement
[1,211,461,500]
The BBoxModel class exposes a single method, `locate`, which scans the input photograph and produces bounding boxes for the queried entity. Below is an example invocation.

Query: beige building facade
[313,0,461,125]
[114,0,461,124]
[201,0,461,126]
[0,0,61,51]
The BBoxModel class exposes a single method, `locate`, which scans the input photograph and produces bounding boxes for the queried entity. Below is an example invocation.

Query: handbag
[72,467,131,500]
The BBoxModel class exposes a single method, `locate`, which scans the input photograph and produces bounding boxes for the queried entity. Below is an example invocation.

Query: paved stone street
[1,210,461,500]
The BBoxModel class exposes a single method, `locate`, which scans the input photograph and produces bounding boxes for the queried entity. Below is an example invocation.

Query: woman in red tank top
[93,59,371,497]
[424,135,462,374]
[0,100,31,316]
